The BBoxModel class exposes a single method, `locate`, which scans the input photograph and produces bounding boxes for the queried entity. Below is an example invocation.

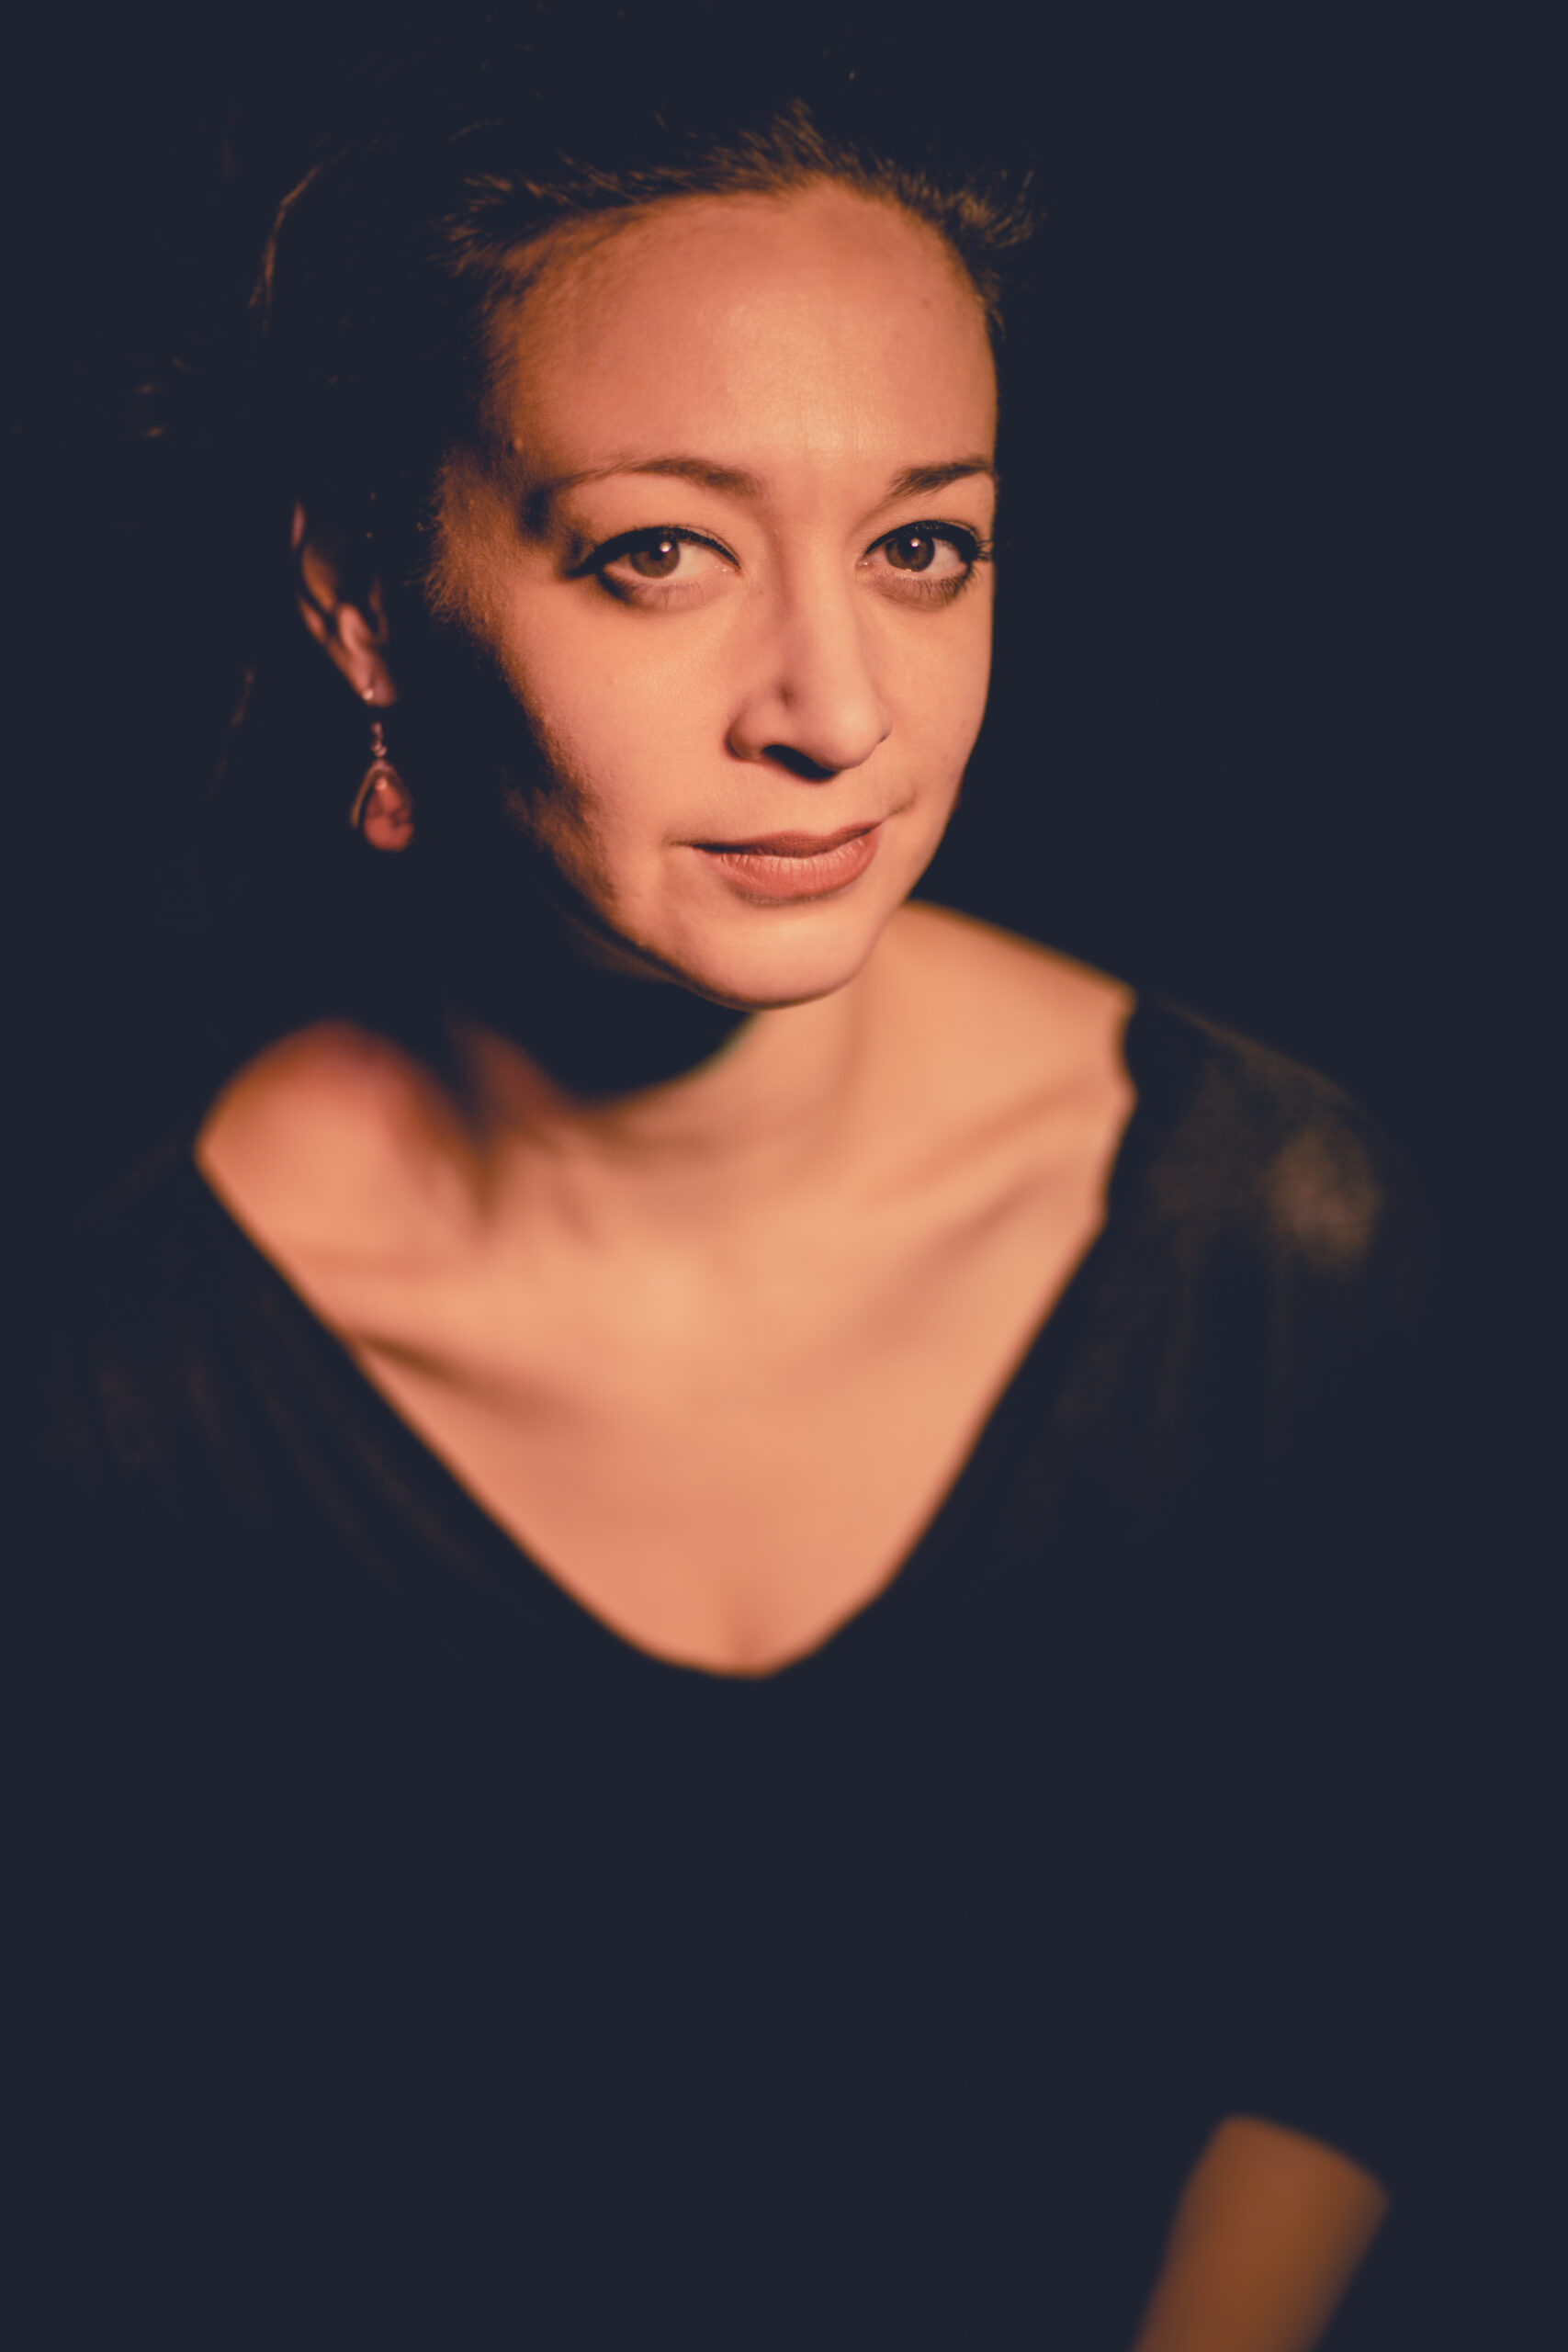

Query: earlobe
[291,501,396,703]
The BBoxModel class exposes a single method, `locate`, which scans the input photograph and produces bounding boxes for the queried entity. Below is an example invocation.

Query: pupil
[888,530,935,572]
[630,537,681,578]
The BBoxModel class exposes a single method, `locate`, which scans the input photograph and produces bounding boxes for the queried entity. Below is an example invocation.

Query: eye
[863,521,990,603]
[626,536,683,579]
[585,526,736,604]
[885,528,948,573]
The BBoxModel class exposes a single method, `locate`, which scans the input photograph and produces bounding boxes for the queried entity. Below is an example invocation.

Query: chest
[317,1156,1116,1675]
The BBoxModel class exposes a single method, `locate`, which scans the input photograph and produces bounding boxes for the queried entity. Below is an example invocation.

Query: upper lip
[695,822,879,856]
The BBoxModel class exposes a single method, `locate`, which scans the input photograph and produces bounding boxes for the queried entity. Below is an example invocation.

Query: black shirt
[22,997,1441,2348]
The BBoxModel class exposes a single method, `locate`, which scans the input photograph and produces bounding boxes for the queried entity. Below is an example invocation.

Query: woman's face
[423,183,998,1010]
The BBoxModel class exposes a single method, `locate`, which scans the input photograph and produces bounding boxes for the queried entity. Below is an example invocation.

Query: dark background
[9,1,1554,2338]
[10,5,1550,1214]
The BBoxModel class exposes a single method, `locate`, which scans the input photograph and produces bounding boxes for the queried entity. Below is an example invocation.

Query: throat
[491,961,750,1100]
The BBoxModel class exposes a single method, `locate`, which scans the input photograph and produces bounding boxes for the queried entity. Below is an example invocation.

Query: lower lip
[694,826,882,901]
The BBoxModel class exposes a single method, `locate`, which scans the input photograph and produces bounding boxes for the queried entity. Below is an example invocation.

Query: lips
[691,820,884,901]
[696,823,874,857]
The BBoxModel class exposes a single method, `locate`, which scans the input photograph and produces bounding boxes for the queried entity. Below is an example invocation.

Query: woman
[29,92,1428,2349]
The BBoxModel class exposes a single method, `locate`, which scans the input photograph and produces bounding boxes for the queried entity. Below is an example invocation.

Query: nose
[726,571,892,779]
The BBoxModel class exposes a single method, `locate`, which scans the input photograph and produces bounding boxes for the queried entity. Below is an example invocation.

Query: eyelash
[580,520,994,606]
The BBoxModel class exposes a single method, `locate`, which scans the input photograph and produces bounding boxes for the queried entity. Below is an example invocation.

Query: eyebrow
[885,458,997,499]
[524,453,996,533]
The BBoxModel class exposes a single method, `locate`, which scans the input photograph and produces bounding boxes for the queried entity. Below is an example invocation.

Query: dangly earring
[348,688,415,851]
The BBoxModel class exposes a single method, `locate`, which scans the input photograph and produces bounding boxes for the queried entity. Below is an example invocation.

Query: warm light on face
[425,183,999,1010]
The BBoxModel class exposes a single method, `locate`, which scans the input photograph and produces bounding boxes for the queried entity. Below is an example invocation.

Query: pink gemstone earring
[348,692,415,851]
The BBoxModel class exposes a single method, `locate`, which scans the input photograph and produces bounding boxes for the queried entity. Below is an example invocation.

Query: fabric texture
[20,997,1443,2347]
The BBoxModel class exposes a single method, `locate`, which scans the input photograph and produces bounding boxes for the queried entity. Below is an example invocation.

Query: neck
[371,875,886,1238]
[454,985,871,1228]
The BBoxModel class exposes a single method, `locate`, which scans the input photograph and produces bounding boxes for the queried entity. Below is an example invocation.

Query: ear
[292,502,398,704]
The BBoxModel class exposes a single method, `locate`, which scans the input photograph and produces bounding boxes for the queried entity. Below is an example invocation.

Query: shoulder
[882,901,1135,1126]
[32,1029,412,1483]
[890,899,1133,1035]
[888,905,1418,1283]
[1124,998,1416,1283]
[868,904,1139,1226]
[193,1020,457,1264]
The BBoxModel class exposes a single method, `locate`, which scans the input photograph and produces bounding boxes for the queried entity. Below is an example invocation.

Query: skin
[1131,2117,1390,2352]
[197,182,1387,2345]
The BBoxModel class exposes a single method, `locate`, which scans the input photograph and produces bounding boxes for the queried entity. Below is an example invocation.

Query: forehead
[479,185,997,479]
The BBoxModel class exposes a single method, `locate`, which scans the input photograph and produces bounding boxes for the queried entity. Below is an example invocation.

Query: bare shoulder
[195,1021,457,1260]
[882,900,1135,1106]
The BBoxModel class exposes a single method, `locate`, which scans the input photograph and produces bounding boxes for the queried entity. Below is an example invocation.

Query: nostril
[764,745,838,781]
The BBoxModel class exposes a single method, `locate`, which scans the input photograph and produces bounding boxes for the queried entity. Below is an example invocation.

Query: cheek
[495,606,686,808]
[885,603,994,771]
[495,623,706,884]
[428,526,698,838]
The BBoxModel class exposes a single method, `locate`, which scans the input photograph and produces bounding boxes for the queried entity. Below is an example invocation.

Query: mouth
[690,821,884,902]
[698,823,875,857]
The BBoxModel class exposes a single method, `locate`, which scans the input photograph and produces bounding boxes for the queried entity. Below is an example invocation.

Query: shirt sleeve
[1193,1104,1458,2198]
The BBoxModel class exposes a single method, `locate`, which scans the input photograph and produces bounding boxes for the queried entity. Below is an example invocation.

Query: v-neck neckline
[175,994,1190,1689]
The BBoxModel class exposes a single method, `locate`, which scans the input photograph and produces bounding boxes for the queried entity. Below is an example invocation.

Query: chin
[651,901,894,1012]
